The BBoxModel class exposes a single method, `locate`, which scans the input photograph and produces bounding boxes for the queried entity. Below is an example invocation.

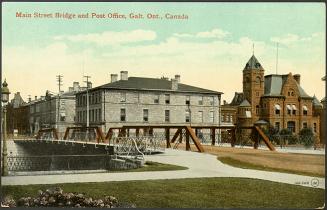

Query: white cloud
[270,34,299,45]
[54,30,157,45]
[173,28,230,39]
[3,31,325,103]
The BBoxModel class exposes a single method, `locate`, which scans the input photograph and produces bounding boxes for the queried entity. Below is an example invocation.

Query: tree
[299,128,315,148]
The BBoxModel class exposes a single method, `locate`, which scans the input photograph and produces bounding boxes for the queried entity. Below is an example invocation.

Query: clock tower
[242,55,265,123]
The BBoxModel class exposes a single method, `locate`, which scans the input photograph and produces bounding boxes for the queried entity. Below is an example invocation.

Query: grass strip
[218,156,325,178]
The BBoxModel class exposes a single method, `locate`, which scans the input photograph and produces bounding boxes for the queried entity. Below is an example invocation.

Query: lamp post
[2,79,10,176]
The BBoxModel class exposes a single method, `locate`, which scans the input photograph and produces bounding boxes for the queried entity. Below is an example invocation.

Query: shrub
[299,128,315,148]
[279,129,298,145]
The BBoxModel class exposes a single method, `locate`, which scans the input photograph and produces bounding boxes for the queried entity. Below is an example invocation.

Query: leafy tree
[299,128,315,148]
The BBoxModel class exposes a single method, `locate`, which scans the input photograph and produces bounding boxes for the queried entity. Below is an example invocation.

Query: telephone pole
[83,75,91,128]
[56,75,63,129]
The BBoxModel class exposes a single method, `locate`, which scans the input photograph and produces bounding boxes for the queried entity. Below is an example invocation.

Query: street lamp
[2,79,10,176]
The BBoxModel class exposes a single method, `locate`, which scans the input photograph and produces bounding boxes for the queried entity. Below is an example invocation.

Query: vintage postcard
[1,2,325,209]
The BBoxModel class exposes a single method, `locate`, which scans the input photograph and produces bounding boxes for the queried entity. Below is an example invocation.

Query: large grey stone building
[75,71,223,132]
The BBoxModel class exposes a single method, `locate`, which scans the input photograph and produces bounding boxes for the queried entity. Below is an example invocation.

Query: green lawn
[218,156,325,178]
[2,177,324,208]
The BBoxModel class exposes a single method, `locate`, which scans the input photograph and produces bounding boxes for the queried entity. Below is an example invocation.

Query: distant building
[224,54,321,142]
[75,71,223,132]
[6,92,29,135]
[26,82,85,134]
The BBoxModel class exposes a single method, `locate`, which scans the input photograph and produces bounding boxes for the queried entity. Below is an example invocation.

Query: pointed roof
[239,99,251,107]
[313,95,323,107]
[229,92,245,106]
[243,55,264,71]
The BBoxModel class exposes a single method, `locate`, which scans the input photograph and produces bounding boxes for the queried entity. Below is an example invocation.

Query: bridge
[6,125,275,174]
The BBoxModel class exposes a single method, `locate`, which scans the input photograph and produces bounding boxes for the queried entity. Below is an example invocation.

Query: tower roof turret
[243,55,264,71]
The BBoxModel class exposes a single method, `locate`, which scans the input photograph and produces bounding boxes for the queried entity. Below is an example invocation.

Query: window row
[274,104,308,116]
[78,92,216,106]
[274,121,317,133]
[77,108,102,123]
[76,92,102,106]
[120,108,215,123]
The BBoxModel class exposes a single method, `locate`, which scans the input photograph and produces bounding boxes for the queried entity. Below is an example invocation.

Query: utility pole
[276,42,279,74]
[56,75,63,129]
[83,75,91,128]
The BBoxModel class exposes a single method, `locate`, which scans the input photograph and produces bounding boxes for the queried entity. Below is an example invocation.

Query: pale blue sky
[2,2,326,102]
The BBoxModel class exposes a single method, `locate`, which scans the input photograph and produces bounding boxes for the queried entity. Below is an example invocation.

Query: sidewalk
[1,149,325,189]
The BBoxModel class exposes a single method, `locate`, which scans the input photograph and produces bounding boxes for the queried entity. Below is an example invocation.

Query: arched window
[256,105,259,115]
[256,76,261,83]
[303,105,308,115]
[245,77,250,83]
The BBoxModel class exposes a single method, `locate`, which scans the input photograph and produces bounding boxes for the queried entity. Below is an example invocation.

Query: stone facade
[75,72,222,132]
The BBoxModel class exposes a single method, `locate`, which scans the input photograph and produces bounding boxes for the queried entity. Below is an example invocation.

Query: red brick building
[223,54,322,142]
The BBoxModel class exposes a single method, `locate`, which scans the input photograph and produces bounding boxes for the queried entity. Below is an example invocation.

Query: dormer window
[255,63,260,68]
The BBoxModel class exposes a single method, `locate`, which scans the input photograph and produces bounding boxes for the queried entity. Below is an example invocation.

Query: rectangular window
[287,104,291,115]
[185,110,191,122]
[95,109,98,121]
[143,109,149,122]
[313,123,317,132]
[120,92,126,102]
[165,110,170,122]
[120,108,126,122]
[221,114,224,122]
[275,122,280,131]
[98,108,102,121]
[303,122,307,129]
[209,111,214,123]
[198,96,203,105]
[209,97,214,106]
[198,111,203,123]
[154,94,159,104]
[186,96,190,105]
[292,105,297,115]
[165,94,170,104]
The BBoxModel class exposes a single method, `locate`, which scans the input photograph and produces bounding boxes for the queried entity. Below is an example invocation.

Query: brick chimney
[293,74,300,84]
[111,74,118,83]
[120,71,128,81]
[171,79,178,90]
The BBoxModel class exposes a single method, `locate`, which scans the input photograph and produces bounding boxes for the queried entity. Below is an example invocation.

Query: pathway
[1,149,325,189]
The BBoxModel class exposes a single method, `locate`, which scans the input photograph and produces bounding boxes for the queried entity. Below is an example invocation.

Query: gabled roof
[263,74,311,98]
[85,77,222,95]
[243,55,264,71]
[239,99,251,107]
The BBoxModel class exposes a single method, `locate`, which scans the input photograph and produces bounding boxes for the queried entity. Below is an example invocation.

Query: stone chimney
[111,74,118,83]
[175,75,180,83]
[223,100,227,105]
[171,79,178,90]
[35,96,37,100]
[73,82,80,91]
[120,71,128,81]
[293,74,300,84]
